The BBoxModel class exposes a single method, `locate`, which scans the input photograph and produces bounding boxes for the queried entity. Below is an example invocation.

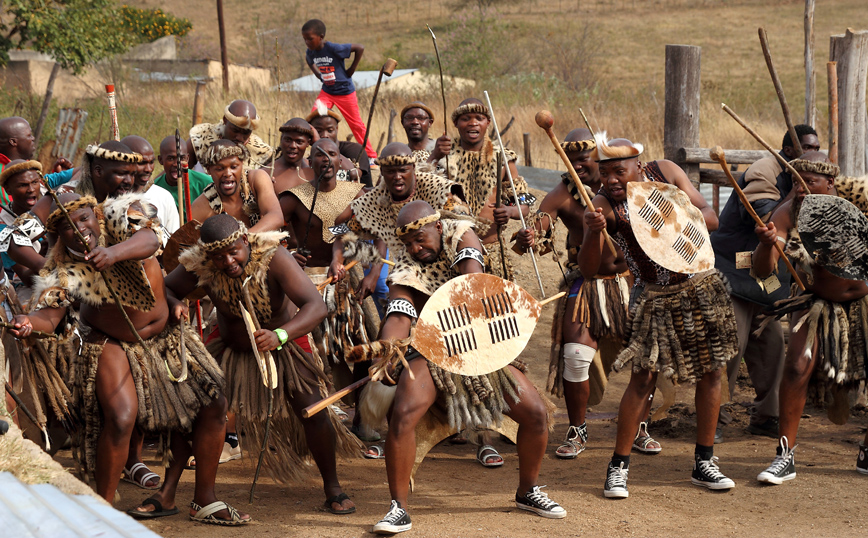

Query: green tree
[0,0,133,73]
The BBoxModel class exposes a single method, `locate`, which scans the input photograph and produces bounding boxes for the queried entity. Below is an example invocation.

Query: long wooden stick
[354,59,398,165]
[0,321,56,340]
[709,147,805,291]
[535,110,618,257]
[484,91,545,297]
[302,376,369,419]
[494,150,509,277]
[827,61,839,164]
[759,27,803,156]
[427,24,450,180]
[721,104,810,193]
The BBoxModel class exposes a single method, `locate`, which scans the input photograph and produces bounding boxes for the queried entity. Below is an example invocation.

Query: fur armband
[451,247,485,268]
[385,298,418,319]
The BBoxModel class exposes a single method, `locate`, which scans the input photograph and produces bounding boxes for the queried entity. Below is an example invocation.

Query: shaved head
[200,213,243,244]
[159,135,187,156]
[120,135,153,156]
[311,138,338,155]
[396,200,437,228]
[379,142,412,160]
[0,116,35,159]
[565,128,593,142]
[227,100,257,120]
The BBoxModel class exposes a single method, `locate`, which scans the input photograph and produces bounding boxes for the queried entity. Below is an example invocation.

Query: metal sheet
[51,108,88,161]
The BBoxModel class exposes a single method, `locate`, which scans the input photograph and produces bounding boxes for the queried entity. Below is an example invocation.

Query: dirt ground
[53,198,868,537]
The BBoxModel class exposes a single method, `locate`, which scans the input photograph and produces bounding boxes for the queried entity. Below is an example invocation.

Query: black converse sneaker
[515,485,566,519]
[856,444,868,475]
[692,455,735,490]
[603,462,629,498]
[757,436,797,485]
[373,500,412,535]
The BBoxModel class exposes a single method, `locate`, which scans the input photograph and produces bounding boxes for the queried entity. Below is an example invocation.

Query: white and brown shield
[798,194,868,281]
[413,273,542,376]
[627,181,714,274]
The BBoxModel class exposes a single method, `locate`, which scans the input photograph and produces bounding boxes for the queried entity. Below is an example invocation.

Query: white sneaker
[219,441,241,463]
[757,436,797,484]
[515,485,566,519]
[692,455,735,490]
[604,462,629,498]
[373,500,412,535]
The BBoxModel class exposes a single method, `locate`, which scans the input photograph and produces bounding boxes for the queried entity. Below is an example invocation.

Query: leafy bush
[120,6,193,44]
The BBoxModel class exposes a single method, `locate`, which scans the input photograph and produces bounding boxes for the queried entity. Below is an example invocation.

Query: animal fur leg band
[563,343,595,383]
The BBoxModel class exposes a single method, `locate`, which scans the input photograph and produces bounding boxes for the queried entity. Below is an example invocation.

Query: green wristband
[274,328,289,350]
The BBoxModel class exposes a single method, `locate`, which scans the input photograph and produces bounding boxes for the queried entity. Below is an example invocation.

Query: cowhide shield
[413,273,541,376]
[627,181,714,274]
[798,194,868,280]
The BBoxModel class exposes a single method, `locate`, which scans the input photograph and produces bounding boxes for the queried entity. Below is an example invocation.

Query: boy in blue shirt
[302,19,376,162]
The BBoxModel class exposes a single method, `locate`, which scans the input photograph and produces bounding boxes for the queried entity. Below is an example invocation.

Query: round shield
[627,181,714,274]
[413,273,542,376]
[798,194,868,280]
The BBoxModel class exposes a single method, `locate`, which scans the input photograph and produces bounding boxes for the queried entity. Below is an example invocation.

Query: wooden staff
[243,278,275,504]
[721,104,810,194]
[354,59,398,165]
[0,321,55,340]
[484,91,545,296]
[535,110,618,257]
[827,61,839,164]
[174,129,185,223]
[709,146,805,291]
[494,150,509,277]
[427,24,450,180]
[316,258,395,291]
[759,27,803,156]
[105,85,120,141]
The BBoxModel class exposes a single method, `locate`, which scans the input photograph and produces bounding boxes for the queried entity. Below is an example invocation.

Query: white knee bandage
[563,343,596,383]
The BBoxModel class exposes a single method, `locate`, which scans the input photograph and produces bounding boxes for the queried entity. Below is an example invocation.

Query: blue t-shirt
[306,41,355,96]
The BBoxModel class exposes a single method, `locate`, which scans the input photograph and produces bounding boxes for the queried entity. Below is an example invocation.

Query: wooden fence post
[830,29,868,176]
[192,81,207,127]
[827,61,839,164]
[523,133,532,167]
[804,0,816,126]
[664,45,701,186]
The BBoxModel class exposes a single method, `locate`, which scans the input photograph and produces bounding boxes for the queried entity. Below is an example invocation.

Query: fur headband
[0,160,42,187]
[278,120,314,139]
[591,132,644,162]
[396,212,440,238]
[198,221,248,252]
[401,102,435,124]
[306,100,343,123]
[224,105,260,130]
[790,158,840,178]
[86,144,143,164]
[201,143,249,167]
[560,139,596,153]
[46,195,99,232]
[376,154,416,167]
[451,103,490,124]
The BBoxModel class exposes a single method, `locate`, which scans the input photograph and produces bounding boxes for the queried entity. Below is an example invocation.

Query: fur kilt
[614,269,737,384]
[206,335,362,483]
[757,292,868,389]
[304,265,380,379]
[74,322,224,475]
[546,270,630,401]
[484,242,514,281]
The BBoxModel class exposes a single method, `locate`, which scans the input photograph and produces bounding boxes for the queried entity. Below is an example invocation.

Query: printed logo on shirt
[319,66,336,85]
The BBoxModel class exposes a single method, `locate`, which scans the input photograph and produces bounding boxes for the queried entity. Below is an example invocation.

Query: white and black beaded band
[328,223,351,237]
[385,298,418,319]
[451,247,485,268]
[504,193,537,207]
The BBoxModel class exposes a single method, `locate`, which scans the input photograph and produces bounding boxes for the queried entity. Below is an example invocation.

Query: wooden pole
[387,108,397,144]
[710,147,805,291]
[33,63,62,145]
[759,27,803,156]
[663,45,701,186]
[522,133,532,167]
[216,0,230,94]
[192,81,206,127]
[830,29,868,176]
[803,0,816,126]
[827,61,839,164]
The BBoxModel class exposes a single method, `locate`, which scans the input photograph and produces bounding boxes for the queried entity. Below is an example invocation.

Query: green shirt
[153,169,213,208]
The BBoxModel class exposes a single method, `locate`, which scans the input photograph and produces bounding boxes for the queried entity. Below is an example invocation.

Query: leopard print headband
[86,144,143,163]
[451,103,490,124]
[790,159,840,178]
[396,212,440,238]
[202,143,249,167]
[46,196,99,232]
[376,154,416,167]
[560,140,596,153]
[198,222,248,252]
